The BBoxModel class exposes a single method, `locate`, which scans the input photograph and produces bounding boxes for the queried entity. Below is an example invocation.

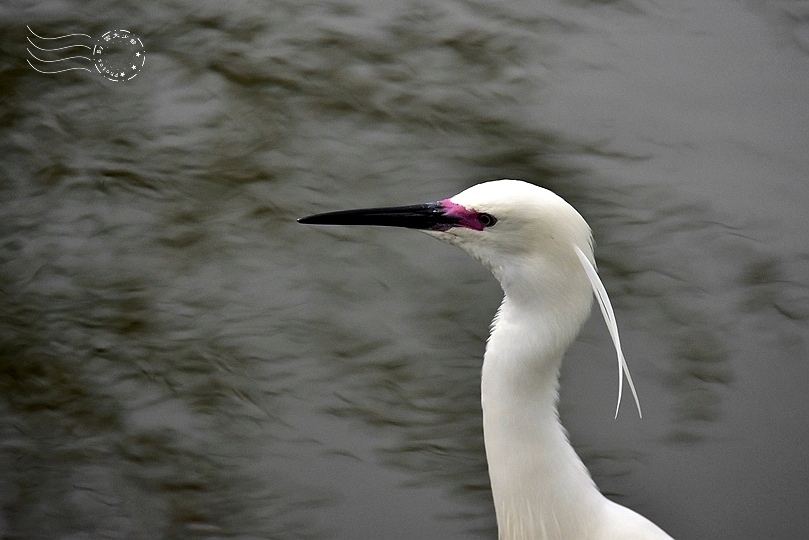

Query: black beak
[298,202,457,231]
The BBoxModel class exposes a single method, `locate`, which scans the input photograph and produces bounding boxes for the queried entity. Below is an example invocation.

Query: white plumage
[299,179,673,539]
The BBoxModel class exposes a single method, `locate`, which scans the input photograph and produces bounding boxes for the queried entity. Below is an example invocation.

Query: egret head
[299,179,594,295]
[426,180,593,283]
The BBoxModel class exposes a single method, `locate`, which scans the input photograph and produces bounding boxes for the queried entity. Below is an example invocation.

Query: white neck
[481,271,673,539]
[482,291,606,539]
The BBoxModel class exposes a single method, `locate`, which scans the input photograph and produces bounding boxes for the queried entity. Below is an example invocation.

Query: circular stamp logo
[92,30,145,82]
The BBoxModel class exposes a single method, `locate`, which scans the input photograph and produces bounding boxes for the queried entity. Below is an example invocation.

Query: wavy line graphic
[27,26,90,40]
[26,50,91,63]
[27,36,92,52]
[26,26,93,74]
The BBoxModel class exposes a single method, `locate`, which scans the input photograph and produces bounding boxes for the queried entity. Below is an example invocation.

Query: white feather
[574,245,642,418]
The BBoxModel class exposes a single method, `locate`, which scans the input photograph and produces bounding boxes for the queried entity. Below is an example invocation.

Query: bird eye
[478,212,497,227]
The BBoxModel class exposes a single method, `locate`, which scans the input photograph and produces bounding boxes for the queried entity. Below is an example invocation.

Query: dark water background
[2,1,809,538]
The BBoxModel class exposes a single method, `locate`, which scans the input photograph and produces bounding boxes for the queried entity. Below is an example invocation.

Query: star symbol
[135,52,141,57]
[132,65,137,70]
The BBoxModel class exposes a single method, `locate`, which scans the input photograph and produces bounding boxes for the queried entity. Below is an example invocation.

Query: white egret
[299,179,673,539]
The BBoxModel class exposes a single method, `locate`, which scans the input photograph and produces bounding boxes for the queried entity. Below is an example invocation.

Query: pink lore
[440,199,485,231]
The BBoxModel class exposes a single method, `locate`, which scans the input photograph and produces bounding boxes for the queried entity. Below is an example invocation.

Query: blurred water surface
[1,0,809,538]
